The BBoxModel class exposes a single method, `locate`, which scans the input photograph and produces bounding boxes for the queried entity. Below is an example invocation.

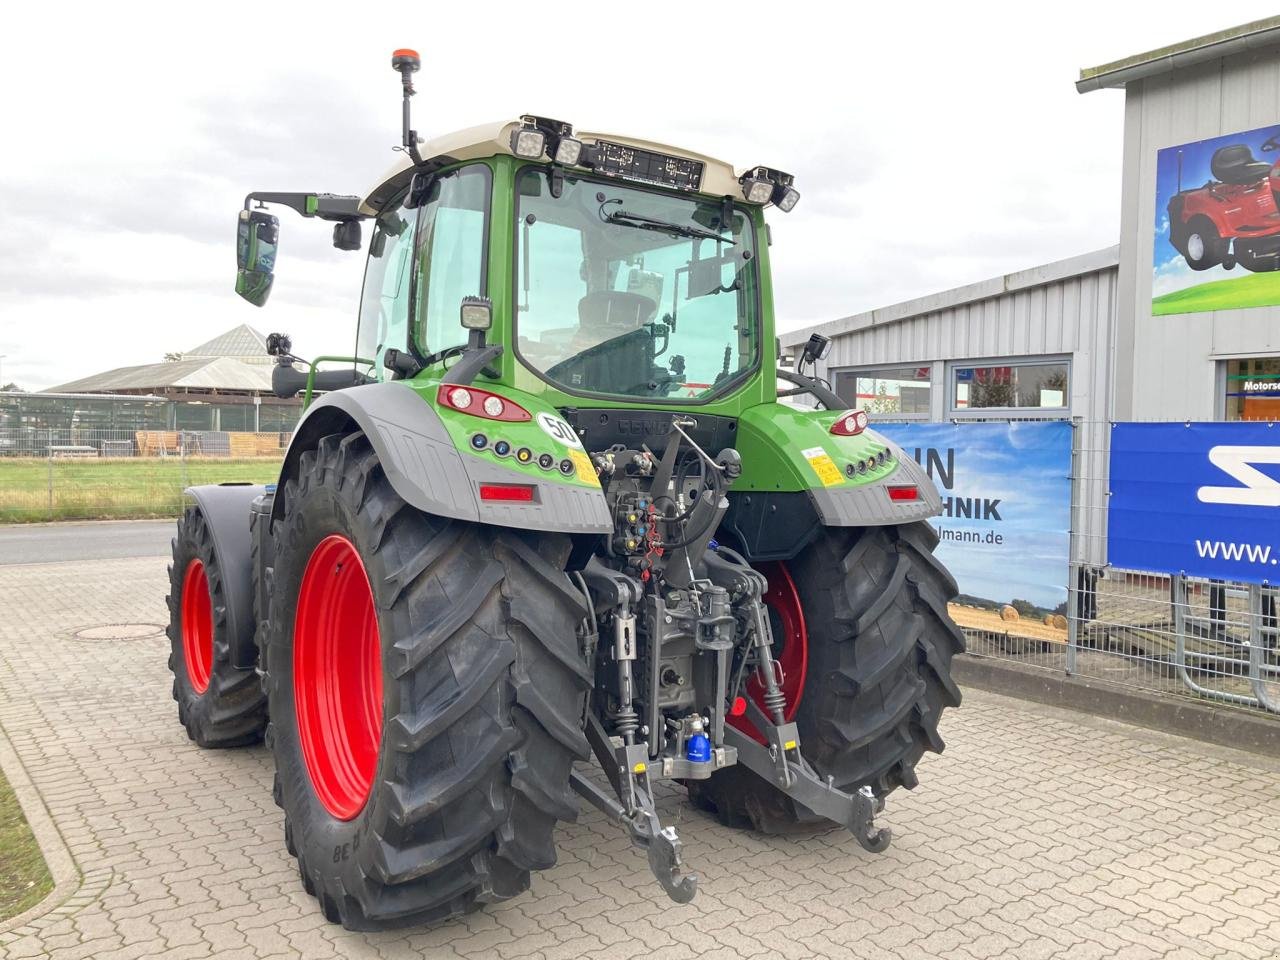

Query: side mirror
[235,209,279,307]
[798,333,831,372]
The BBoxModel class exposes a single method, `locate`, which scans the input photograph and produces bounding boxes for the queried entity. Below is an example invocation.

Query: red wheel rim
[181,558,213,694]
[294,535,383,821]
[728,561,809,744]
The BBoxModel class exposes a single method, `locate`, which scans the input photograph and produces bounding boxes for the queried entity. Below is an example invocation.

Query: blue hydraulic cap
[686,717,711,763]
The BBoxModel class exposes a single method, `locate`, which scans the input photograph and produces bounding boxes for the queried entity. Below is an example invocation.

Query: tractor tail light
[886,485,919,502]
[437,385,532,422]
[479,483,536,503]
[830,410,869,436]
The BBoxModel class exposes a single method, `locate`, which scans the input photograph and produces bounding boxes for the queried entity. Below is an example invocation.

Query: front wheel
[1182,216,1228,271]
[690,522,965,833]
[165,507,267,747]
[265,431,591,930]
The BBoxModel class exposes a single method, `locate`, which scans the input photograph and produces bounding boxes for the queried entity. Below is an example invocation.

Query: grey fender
[806,446,943,527]
[185,482,267,670]
[273,382,612,534]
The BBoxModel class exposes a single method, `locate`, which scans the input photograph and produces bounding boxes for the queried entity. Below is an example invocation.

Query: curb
[953,653,1280,758]
[0,721,88,937]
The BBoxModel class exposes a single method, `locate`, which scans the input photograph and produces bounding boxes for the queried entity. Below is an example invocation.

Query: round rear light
[448,388,472,410]
[483,395,504,417]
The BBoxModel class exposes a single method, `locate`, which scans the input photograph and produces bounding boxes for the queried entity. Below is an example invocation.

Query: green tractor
[166,49,963,929]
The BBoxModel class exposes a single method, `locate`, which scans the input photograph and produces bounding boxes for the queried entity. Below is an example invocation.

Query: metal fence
[925,417,1280,718]
[0,427,286,522]
[2,416,1278,717]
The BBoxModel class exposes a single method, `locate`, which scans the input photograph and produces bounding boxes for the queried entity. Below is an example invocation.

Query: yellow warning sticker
[569,449,598,486]
[801,445,844,487]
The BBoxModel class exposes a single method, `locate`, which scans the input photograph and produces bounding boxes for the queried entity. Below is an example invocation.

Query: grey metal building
[782,16,1280,427]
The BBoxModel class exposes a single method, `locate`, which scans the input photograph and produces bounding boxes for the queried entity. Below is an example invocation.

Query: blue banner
[1108,423,1280,583]
[876,421,1072,612]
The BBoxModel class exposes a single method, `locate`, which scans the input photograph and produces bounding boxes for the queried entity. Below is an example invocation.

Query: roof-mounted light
[511,126,547,159]
[743,166,801,212]
[773,184,801,213]
[554,137,583,166]
[740,174,773,204]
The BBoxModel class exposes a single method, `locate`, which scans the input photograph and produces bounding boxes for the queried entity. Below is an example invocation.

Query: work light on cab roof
[198,45,964,932]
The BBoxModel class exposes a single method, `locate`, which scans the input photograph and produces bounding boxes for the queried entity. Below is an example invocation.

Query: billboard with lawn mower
[1154,122,1280,315]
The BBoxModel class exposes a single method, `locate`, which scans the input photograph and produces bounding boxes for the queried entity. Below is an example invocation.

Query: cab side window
[414,165,490,355]
[356,193,417,380]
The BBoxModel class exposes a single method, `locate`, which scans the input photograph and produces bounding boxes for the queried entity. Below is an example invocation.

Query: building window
[952,359,1069,412]
[833,365,932,417]
[1224,357,1280,421]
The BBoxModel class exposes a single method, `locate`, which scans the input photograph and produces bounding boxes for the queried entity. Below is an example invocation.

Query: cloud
[1152,253,1197,299]
[0,2,1244,389]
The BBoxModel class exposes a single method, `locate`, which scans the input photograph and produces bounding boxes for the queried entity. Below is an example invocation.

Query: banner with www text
[875,420,1072,617]
[1108,422,1280,584]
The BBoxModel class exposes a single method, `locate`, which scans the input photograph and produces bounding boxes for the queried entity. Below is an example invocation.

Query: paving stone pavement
[1,555,1279,960]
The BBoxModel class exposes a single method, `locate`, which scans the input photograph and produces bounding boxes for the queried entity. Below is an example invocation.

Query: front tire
[691,522,964,833]
[1182,216,1227,271]
[266,431,591,930]
[165,507,268,748]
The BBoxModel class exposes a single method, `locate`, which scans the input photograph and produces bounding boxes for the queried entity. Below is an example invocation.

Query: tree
[1010,598,1038,618]
[0,382,23,393]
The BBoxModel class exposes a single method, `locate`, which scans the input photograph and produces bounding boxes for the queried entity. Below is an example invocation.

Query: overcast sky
[0,2,1244,390]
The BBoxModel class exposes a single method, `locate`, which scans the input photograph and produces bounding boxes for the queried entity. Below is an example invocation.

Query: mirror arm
[243,192,368,223]
[441,344,504,386]
[776,368,847,410]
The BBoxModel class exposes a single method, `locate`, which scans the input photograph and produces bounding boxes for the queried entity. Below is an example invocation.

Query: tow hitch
[722,696,892,854]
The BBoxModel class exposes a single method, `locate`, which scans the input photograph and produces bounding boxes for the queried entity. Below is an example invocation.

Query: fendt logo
[1196,446,1280,507]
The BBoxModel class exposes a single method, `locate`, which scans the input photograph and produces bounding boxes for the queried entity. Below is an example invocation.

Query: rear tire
[165,507,268,748]
[691,522,964,833]
[266,431,591,930]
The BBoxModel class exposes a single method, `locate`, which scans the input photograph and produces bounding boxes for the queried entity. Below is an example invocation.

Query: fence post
[179,432,188,509]
[1065,417,1082,677]
[46,428,54,520]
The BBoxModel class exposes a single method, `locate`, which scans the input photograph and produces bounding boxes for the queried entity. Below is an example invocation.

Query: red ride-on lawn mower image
[1168,135,1280,272]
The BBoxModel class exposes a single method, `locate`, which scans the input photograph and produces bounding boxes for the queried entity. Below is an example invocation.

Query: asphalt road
[0,519,174,565]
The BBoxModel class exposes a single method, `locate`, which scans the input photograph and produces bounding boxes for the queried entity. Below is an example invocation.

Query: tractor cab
[235,114,808,415]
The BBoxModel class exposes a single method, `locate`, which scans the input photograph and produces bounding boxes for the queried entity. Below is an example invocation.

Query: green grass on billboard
[1152,271,1280,315]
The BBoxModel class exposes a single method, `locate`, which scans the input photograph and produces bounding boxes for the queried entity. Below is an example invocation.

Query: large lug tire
[265,431,591,930]
[691,522,965,833]
[165,507,268,747]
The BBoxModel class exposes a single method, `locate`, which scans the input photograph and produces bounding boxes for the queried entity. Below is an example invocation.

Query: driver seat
[570,291,658,352]
[1211,144,1272,185]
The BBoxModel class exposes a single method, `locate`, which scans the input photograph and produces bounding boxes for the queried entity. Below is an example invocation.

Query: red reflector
[730,696,747,717]
[479,484,535,503]
[886,485,919,502]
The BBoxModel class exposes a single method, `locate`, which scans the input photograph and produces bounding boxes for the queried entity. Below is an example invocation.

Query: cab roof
[361,118,758,215]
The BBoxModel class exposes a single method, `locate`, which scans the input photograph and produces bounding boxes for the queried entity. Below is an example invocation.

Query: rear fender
[733,404,942,527]
[272,381,611,534]
[184,483,266,670]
